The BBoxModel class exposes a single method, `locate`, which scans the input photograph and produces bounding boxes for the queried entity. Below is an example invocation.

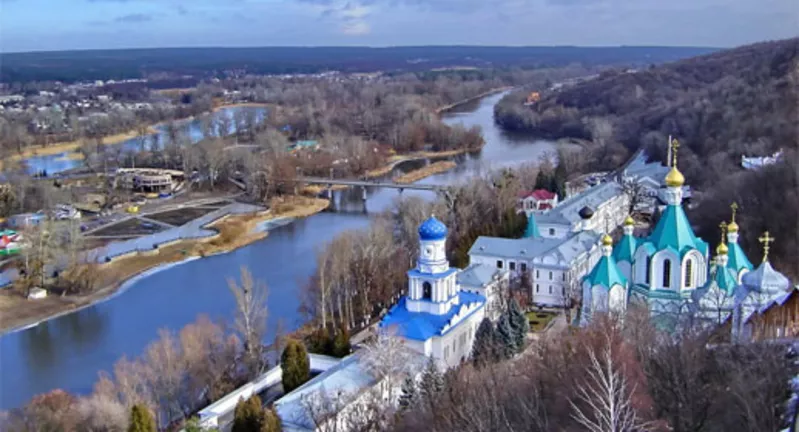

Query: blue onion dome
[418,216,448,241]
[741,260,790,295]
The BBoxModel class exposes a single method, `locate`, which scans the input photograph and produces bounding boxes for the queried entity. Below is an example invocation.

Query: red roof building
[517,189,559,214]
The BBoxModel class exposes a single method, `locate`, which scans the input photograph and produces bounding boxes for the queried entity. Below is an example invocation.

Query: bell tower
[406,216,459,315]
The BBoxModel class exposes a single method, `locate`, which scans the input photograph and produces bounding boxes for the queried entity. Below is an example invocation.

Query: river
[22,106,267,175]
[0,92,560,409]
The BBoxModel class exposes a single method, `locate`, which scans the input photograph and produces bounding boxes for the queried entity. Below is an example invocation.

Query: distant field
[0,46,718,83]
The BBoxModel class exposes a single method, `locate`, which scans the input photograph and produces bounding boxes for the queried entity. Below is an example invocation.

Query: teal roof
[584,254,627,291]
[727,242,753,273]
[613,234,638,263]
[646,204,708,257]
[705,263,738,296]
[523,213,541,238]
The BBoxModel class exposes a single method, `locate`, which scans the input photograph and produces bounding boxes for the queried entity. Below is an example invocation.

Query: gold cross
[730,202,738,223]
[719,221,727,240]
[758,231,774,263]
[670,138,680,167]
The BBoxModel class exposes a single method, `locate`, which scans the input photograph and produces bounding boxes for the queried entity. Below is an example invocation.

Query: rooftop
[457,263,504,288]
[379,291,485,341]
[536,182,623,226]
[470,231,599,265]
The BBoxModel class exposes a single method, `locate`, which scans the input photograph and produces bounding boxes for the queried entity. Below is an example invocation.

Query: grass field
[526,311,558,332]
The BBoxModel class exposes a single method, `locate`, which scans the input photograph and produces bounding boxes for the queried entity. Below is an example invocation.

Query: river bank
[435,86,513,114]
[393,161,457,184]
[0,195,329,335]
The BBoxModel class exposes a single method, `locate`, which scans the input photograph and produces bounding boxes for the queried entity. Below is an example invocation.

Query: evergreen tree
[281,339,310,393]
[398,376,417,411]
[232,395,265,432]
[471,317,498,367]
[128,404,156,432]
[553,161,568,199]
[332,324,351,358]
[262,407,283,432]
[508,299,529,353]
[534,170,550,191]
[418,357,444,402]
[496,312,517,359]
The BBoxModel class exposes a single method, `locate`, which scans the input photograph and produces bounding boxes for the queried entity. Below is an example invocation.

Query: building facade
[379,216,490,369]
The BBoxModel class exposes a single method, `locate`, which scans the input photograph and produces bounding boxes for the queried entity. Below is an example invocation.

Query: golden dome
[727,220,739,233]
[601,234,613,246]
[716,242,729,256]
[664,166,685,188]
[624,215,635,226]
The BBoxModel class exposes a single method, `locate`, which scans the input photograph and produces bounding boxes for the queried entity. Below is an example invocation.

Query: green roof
[646,204,708,257]
[705,263,738,296]
[523,213,541,238]
[727,242,753,273]
[613,234,638,263]
[584,254,627,291]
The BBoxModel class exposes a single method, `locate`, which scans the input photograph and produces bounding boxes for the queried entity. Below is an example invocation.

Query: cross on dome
[728,202,740,233]
[758,231,774,263]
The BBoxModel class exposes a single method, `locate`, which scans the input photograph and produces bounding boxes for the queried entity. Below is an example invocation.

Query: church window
[645,256,652,284]
[536,284,539,293]
[521,263,527,272]
[510,262,516,271]
[549,271,553,280]
[422,282,432,300]
[497,260,503,269]
[685,260,693,287]
[563,273,567,281]
[549,228,556,236]
[662,260,671,288]
[548,286,552,294]
[536,270,540,278]
[562,286,566,295]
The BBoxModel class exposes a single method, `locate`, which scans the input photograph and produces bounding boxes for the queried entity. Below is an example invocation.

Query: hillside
[0,45,716,83]
[495,38,799,278]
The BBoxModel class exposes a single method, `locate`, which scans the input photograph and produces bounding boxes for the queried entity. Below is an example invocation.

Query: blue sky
[1,0,797,52]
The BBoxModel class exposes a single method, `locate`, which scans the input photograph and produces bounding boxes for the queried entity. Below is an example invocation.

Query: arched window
[422,282,432,300]
[645,256,652,284]
[684,259,693,287]
[662,259,671,288]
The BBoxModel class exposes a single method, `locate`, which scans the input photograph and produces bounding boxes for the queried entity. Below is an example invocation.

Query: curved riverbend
[0,91,560,409]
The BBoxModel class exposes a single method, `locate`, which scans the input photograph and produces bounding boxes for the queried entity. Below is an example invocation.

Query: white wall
[538,223,570,239]
[431,310,483,368]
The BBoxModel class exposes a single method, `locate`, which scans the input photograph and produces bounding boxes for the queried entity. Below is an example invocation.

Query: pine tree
[262,406,283,432]
[508,299,529,353]
[554,159,568,199]
[496,312,517,359]
[471,317,498,367]
[128,404,156,432]
[418,357,444,403]
[281,339,310,393]
[332,324,351,358]
[398,376,417,411]
[232,395,265,432]
[534,170,550,191]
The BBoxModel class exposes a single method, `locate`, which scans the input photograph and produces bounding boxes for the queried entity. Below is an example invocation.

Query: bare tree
[228,266,269,376]
[569,341,646,432]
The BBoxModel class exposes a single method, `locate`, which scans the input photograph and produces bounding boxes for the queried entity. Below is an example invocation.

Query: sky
[1,0,797,52]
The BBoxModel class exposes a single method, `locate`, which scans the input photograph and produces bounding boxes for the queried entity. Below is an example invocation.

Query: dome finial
[716,221,729,255]
[758,231,774,263]
[601,233,613,247]
[664,137,685,187]
[728,202,740,233]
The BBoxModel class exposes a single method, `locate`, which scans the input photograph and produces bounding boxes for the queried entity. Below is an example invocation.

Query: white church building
[379,216,497,369]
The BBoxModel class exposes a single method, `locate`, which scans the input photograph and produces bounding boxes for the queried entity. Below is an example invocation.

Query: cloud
[341,20,371,35]
[115,13,154,23]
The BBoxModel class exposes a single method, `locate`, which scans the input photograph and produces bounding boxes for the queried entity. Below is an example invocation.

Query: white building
[379,216,491,369]
[517,189,558,215]
[535,181,629,239]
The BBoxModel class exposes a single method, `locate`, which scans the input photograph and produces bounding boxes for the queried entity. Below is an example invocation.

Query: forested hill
[495,37,799,279]
[0,45,716,84]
